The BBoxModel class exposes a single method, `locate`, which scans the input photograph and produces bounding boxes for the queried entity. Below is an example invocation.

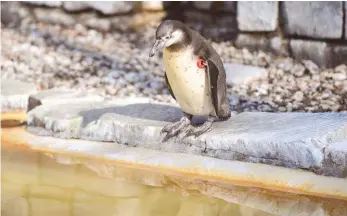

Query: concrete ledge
[26,93,347,178]
[1,79,37,112]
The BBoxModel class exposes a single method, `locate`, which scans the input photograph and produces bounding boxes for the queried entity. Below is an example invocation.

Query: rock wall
[182,1,347,68]
[14,1,347,68]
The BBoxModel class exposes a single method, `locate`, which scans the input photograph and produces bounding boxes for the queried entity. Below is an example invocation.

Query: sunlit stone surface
[27,95,347,178]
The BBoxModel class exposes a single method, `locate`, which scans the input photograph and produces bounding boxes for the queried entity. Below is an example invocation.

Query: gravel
[1,3,346,113]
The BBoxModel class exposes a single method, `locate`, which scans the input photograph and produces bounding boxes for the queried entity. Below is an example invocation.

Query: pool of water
[1,144,279,216]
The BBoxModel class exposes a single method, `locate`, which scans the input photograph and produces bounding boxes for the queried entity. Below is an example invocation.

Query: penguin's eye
[165,36,170,39]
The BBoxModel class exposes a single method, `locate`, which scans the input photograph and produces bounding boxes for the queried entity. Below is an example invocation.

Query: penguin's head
[149,20,188,57]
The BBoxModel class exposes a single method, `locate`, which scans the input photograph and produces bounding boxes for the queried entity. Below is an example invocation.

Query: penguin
[149,20,231,141]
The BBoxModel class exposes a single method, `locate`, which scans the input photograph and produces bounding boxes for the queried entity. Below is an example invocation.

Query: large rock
[237,2,278,32]
[224,63,267,86]
[290,39,330,68]
[1,79,37,112]
[26,97,347,178]
[282,2,343,39]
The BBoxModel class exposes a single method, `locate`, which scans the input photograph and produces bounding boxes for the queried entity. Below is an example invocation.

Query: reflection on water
[1,145,275,216]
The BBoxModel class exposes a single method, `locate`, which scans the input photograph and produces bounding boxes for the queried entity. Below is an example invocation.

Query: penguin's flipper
[165,72,176,100]
[206,59,220,116]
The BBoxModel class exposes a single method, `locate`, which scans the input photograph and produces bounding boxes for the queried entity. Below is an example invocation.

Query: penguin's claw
[161,116,191,142]
[177,117,215,140]
[162,123,189,142]
[160,121,180,135]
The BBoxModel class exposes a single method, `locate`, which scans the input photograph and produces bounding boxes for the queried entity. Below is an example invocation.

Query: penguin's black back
[188,28,231,120]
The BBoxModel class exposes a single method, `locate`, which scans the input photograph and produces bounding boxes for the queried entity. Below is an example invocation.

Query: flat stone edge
[26,98,347,178]
[321,141,347,178]
[1,79,37,112]
[3,126,347,203]
[2,94,34,112]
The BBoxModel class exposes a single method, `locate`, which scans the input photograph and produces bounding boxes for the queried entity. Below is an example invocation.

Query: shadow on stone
[79,103,183,127]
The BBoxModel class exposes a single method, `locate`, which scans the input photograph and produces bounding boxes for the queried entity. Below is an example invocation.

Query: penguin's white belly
[163,48,215,116]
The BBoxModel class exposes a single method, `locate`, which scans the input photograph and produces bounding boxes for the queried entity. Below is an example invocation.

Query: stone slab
[283,2,343,39]
[224,63,267,86]
[237,1,278,32]
[330,45,347,67]
[1,79,37,112]
[27,88,104,112]
[26,96,347,178]
[289,39,330,68]
[323,141,347,178]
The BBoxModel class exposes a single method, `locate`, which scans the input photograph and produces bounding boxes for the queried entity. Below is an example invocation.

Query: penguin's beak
[149,39,165,57]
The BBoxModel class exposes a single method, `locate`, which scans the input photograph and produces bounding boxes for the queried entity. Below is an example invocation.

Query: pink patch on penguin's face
[197,57,207,69]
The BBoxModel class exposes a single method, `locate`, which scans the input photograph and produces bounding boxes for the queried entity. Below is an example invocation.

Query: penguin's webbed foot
[161,115,191,142]
[178,116,216,140]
